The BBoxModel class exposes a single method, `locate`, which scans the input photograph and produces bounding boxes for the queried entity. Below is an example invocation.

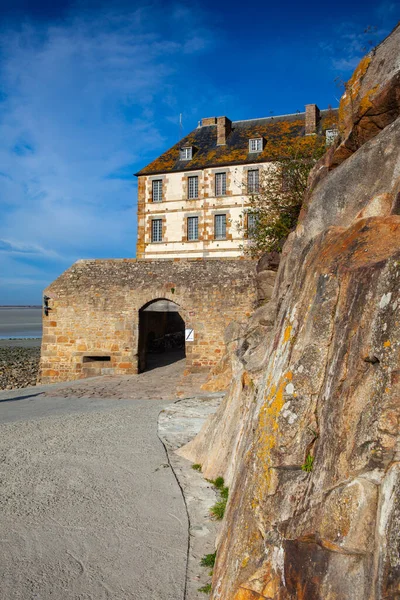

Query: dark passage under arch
[138,299,185,372]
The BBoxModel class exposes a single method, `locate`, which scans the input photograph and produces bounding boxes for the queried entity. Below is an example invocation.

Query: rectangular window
[152,179,162,203]
[247,169,259,193]
[214,214,227,239]
[249,138,263,153]
[180,147,192,160]
[215,172,226,196]
[188,176,198,199]
[325,128,339,146]
[247,212,256,237]
[151,218,163,242]
[187,216,199,241]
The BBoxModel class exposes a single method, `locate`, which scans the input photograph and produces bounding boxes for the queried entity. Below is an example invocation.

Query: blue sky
[0,0,398,304]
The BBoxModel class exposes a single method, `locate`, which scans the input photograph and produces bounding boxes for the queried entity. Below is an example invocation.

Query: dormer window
[325,129,339,146]
[180,146,193,160]
[249,138,263,153]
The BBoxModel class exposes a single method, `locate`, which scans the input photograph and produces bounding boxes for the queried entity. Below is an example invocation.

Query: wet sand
[0,338,42,349]
[0,307,42,340]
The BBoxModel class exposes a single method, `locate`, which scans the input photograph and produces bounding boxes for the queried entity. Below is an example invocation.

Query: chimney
[305,104,320,135]
[201,117,217,126]
[217,116,232,145]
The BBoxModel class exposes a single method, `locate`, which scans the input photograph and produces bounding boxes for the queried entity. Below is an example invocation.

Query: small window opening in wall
[83,356,111,363]
[152,179,163,202]
[151,218,163,242]
[214,213,227,239]
[188,175,198,199]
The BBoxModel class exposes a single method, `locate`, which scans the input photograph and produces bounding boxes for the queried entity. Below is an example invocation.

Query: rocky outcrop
[180,25,400,600]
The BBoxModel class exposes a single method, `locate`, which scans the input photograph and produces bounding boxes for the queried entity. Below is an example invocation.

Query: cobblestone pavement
[0,356,203,600]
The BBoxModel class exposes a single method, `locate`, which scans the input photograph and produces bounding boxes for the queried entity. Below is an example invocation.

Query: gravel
[0,345,41,390]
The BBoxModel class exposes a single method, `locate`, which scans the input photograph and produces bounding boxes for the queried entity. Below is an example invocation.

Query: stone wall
[39,258,256,384]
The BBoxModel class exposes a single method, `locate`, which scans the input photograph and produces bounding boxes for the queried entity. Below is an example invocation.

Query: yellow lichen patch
[241,555,250,568]
[255,371,293,501]
[338,54,372,132]
[384,340,391,348]
[283,325,292,343]
[359,84,379,114]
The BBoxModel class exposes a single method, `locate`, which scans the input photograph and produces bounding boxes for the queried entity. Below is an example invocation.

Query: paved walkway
[0,359,191,600]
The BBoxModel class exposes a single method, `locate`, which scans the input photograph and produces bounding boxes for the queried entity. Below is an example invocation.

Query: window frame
[151,218,163,243]
[187,175,199,199]
[247,212,256,238]
[215,172,227,197]
[152,179,163,203]
[249,138,263,153]
[187,216,199,241]
[325,128,339,146]
[180,146,193,160]
[214,213,227,240]
[247,169,259,194]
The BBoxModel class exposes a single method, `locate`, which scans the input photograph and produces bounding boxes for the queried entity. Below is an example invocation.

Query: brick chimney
[201,117,217,126]
[217,116,232,145]
[305,104,320,135]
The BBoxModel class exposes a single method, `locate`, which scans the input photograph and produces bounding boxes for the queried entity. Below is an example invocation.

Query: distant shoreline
[0,306,42,309]
[0,338,42,349]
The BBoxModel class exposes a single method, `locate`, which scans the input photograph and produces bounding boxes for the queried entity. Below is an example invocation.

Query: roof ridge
[233,112,303,123]
[232,107,337,124]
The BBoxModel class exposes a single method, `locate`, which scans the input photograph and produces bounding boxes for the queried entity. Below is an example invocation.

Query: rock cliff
[180,24,400,599]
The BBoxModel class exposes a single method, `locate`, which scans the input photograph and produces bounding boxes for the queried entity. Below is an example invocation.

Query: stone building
[39,103,337,384]
[136,104,338,259]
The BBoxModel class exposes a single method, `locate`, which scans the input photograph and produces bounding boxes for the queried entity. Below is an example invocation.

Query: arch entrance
[138,299,185,372]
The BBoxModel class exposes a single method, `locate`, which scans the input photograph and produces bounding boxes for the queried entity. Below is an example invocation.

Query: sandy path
[0,370,188,599]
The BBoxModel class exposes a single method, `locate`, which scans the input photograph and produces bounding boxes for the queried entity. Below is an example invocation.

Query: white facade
[138,162,274,259]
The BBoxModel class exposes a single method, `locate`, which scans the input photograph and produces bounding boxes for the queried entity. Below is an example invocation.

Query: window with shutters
[187,216,199,241]
[215,172,226,196]
[214,214,227,239]
[152,179,162,202]
[151,218,163,242]
[247,169,259,193]
[188,176,198,199]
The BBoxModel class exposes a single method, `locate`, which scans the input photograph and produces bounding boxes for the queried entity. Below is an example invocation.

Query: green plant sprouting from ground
[208,476,229,520]
[200,552,216,568]
[199,552,216,595]
[301,453,314,472]
[198,583,212,594]
[192,463,202,472]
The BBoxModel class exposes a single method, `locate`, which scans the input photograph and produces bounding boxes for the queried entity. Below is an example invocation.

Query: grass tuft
[213,476,225,489]
[200,552,216,568]
[210,499,227,520]
[192,463,202,472]
[198,583,212,594]
[301,454,314,472]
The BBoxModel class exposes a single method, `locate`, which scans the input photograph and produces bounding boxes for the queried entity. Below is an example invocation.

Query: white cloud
[0,3,214,302]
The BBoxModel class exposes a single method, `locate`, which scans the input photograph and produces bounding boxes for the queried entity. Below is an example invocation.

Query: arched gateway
[39,259,256,384]
[138,299,185,372]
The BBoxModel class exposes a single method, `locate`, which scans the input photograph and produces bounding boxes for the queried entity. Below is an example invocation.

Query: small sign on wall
[185,328,194,342]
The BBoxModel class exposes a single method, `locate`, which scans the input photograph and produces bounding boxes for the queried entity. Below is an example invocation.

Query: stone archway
[138,298,185,372]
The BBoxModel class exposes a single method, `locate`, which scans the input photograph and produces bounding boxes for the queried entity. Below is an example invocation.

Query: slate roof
[135,108,338,177]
